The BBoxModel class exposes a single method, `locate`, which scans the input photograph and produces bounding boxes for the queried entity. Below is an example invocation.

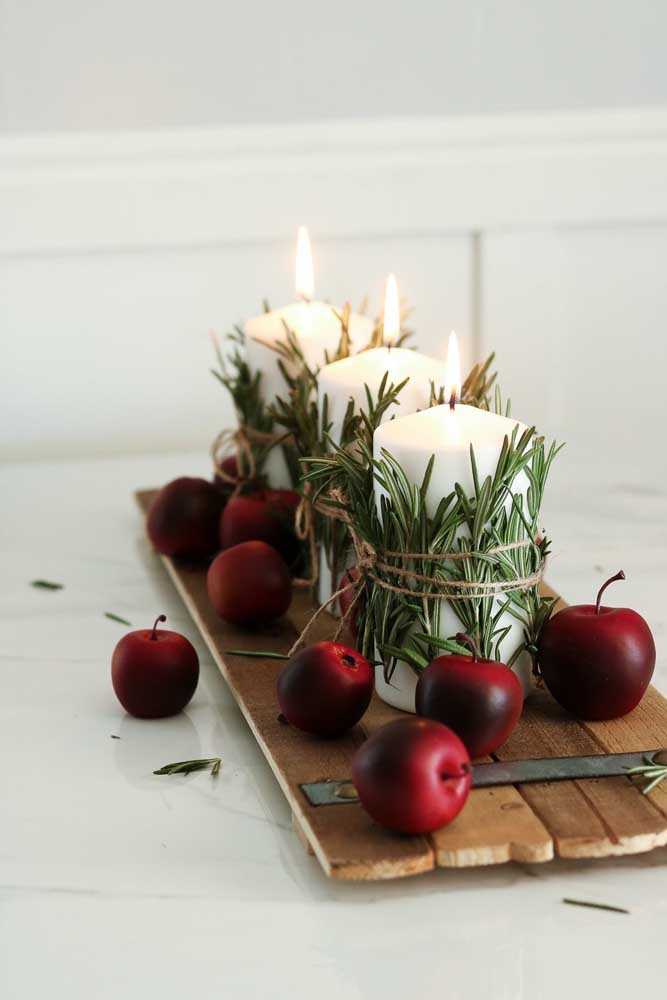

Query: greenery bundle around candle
[301,400,562,688]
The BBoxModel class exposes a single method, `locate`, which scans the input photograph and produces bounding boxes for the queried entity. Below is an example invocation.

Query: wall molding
[3,107,667,256]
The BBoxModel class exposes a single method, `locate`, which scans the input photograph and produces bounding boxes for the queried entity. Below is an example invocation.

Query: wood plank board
[136,489,667,880]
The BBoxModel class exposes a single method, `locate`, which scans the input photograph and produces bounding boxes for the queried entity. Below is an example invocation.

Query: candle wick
[448,390,456,411]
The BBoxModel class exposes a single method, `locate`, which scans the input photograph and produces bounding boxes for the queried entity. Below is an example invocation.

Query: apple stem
[151,614,167,640]
[455,632,479,661]
[595,570,626,615]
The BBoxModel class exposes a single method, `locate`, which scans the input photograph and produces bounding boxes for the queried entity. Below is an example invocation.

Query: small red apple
[277,641,373,737]
[147,477,223,558]
[351,717,471,835]
[207,540,292,626]
[220,489,301,569]
[538,570,655,721]
[415,634,523,757]
[111,614,199,718]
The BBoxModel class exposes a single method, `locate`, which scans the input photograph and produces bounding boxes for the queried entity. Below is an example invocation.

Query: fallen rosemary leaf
[562,898,629,915]
[110,735,121,740]
[223,649,289,660]
[31,579,64,590]
[105,612,132,626]
[626,757,667,795]
[153,757,222,777]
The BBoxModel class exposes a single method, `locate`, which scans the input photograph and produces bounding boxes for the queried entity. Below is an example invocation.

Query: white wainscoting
[482,227,667,474]
[2,109,667,464]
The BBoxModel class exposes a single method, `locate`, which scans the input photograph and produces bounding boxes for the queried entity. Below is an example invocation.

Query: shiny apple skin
[147,477,223,558]
[220,489,301,568]
[351,717,471,835]
[416,654,523,757]
[538,604,656,720]
[112,629,199,719]
[277,641,373,737]
[207,540,292,626]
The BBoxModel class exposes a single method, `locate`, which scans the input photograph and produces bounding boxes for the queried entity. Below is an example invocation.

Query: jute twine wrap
[288,486,544,655]
[211,426,318,590]
[211,426,294,495]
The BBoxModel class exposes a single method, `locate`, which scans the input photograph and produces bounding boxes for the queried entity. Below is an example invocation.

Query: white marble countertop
[2,451,666,1000]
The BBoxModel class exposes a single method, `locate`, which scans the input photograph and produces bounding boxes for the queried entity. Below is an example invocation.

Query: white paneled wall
[2,109,667,464]
[2,237,470,459]
[482,227,667,474]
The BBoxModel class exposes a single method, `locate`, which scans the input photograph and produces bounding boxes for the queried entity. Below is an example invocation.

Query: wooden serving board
[137,490,667,880]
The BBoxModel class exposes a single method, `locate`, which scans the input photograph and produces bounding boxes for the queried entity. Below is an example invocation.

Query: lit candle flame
[383,273,400,345]
[295,225,314,301]
[444,331,461,409]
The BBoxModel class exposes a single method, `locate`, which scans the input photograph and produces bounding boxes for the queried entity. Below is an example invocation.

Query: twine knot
[287,486,545,655]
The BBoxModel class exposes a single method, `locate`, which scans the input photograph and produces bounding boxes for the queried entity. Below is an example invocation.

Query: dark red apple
[351,717,471,834]
[207,540,291,626]
[415,634,523,757]
[111,614,199,718]
[538,570,655,720]
[147,477,223,558]
[337,565,363,638]
[220,489,301,569]
[277,641,373,737]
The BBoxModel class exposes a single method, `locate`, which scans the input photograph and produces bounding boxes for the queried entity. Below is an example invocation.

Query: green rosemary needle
[562,898,629,915]
[105,612,132,626]
[153,757,222,777]
[626,756,667,795]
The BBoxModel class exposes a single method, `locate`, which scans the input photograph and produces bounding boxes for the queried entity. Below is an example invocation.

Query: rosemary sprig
[626,756,667,795]
[31,579,64,590]
[267,322,413,579]
[211,326,275,482]
[154,757,222,777]
[562,898,629,915]
[105,612,132,626]
[303,416,561,680]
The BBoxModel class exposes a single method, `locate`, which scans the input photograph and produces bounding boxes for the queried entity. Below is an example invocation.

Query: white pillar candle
[244,227,373,488]
[371,336,534,711]
[316,274,437,606]
[317,347,438,446]
[317,346,438,604]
